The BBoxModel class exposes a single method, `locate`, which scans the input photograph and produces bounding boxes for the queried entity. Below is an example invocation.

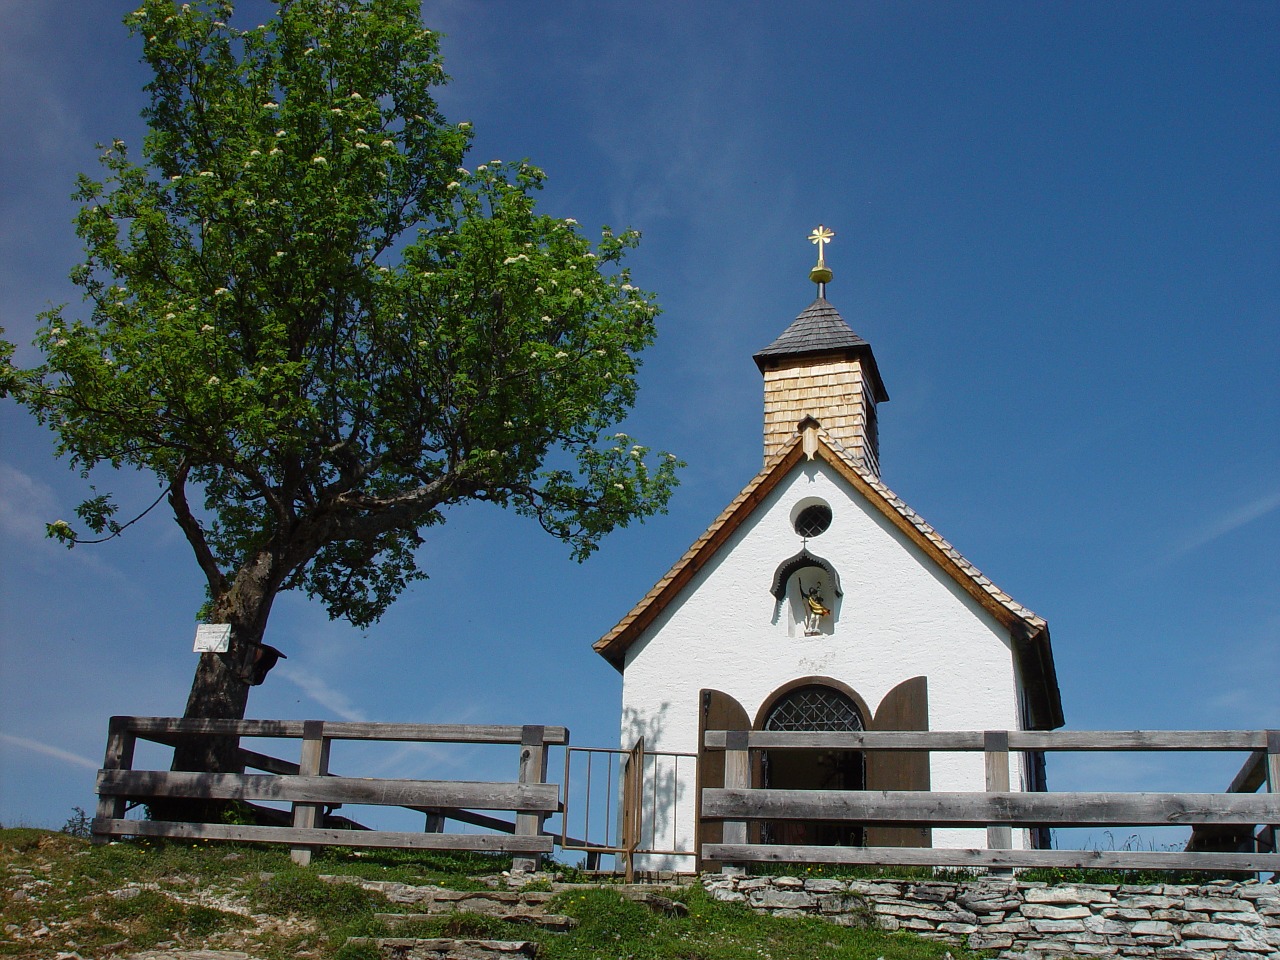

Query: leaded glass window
[793,504,832,538]
[764,685,864,732]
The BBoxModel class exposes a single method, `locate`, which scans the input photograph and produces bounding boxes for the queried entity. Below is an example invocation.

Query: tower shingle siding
[754,298,887,474]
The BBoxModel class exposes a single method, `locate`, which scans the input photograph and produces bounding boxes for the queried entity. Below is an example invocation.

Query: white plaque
[193,623,232,653]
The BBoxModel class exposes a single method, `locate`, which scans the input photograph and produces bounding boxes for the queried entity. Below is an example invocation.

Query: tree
[4,0,679,773]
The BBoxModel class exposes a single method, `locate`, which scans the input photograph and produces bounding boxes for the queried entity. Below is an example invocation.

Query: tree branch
[169,462,229,597]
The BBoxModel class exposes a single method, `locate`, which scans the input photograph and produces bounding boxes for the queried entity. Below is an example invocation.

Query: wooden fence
[701,729,1280,873]
[93,717,567,867]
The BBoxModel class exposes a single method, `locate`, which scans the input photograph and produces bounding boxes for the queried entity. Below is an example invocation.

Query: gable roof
[753,297,889,403]
[593,428,1064,730]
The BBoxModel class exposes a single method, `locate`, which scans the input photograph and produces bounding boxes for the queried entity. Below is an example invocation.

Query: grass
[0,828,985,960]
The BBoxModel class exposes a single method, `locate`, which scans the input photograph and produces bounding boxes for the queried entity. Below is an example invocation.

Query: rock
[967,932,1014,950]
[802,878,845,893]
[1021,903,1092,920]
[1130,919,1176,936]
[1025,886,1113,905]
[750,889,816,910]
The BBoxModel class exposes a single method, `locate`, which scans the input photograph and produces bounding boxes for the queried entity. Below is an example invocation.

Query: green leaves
[6,0,679,640]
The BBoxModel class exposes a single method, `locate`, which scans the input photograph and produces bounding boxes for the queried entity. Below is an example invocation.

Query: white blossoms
[502,254,529,265]
[446,181,459,189]
[200,324,215,332]
[312,155,327,164]
[263,101,278,109]
[564,218,578,225]
[207,376,220,385]
[214,287,230,296]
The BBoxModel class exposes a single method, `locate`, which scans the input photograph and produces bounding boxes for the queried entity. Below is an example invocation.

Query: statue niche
[770,549,842,637]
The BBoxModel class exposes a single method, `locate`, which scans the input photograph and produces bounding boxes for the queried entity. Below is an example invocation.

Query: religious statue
[802,581,831,635]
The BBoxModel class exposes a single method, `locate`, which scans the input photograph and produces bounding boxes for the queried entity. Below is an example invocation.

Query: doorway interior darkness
[761,683,866,847]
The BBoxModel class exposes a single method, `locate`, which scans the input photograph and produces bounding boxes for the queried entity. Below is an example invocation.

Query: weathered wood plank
[702,788,1280,826]
[120,717,568,745]
[702,843,1280,872]
[513,725,549,872]
[702,729,1271,752]
[238,749,301,776]
[1009,730,1271,752]
[1225,750,1267,794]
[291,720,331,866]
[984,731,1011,853]
[704,730,981,751]
[91,818,553,852]
[97,770,561,812]
[721,737,750,851]
[93,717,138,844]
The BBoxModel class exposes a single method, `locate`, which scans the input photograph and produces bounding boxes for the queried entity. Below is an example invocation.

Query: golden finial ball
[809,263,833,285]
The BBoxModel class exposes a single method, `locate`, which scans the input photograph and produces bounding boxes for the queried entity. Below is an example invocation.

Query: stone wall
[702,873,1280,959]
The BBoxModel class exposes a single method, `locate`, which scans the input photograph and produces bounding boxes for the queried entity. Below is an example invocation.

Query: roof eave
[753,345,889,403]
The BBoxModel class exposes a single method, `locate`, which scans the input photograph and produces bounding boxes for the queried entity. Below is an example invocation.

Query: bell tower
[753,225,889,474]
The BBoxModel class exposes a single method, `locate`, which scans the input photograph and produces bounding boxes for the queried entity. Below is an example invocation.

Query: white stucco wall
[618,459,1027,868]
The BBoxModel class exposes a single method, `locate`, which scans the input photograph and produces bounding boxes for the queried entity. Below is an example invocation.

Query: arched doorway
[758,681,867,847]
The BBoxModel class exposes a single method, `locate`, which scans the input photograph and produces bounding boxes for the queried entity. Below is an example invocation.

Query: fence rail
[701,728,1280,873]
[93,716,567,866]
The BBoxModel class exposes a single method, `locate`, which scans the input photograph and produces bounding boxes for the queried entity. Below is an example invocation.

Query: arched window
[760,683,866,846]
[764,684,864,732]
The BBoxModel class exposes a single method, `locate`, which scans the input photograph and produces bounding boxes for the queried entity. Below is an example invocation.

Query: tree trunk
[172,625,262,772]
[158,557,279,822]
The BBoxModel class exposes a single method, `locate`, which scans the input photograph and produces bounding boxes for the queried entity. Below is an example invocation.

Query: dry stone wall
[702,873,1280,959]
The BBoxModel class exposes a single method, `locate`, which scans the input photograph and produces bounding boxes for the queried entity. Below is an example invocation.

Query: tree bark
[159,553,280,822]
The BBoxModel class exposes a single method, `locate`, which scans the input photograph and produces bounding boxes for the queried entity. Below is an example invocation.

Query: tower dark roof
[753,297,889,402]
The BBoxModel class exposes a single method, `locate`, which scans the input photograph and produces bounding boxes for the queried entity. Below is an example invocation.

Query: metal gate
[559,740,697,879]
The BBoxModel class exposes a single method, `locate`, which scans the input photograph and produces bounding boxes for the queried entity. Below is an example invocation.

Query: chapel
[593,227,1064,871]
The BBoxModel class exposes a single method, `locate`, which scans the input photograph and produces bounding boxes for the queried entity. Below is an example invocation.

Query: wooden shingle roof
[593,429,1064,730]
[753,297,889,402]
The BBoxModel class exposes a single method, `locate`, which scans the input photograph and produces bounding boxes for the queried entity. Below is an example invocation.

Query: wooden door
[865,676,932,848]
[696,689,749,871]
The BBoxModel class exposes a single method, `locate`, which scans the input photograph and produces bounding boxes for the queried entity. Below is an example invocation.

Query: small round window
[793,503,832,538]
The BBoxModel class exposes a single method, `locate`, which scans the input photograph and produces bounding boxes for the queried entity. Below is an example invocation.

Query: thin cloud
[0,464,60,547]
[0,732,98,770]
[1161,488,1280,566]
[278,665,369,722]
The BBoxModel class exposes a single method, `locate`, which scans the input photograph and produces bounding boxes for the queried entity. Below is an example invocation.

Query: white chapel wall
[619,459,1026,868]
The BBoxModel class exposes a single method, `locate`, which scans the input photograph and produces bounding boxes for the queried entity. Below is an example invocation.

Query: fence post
[291,720,330,866]
[513,724,548,872]
[721,730,750,876]
[984,730,1012,871]
[93,717,137,843]
[1264,730,1280,854]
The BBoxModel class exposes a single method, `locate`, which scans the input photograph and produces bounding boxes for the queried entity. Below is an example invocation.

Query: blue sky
[1,1,1277,837]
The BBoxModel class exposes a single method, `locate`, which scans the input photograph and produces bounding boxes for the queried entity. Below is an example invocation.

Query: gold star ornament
[808,224,834,286]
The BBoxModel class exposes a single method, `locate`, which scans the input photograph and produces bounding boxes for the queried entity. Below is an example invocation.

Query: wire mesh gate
[559,740,697,879]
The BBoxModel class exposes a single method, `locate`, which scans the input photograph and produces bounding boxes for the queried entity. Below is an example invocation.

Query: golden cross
[808,224,835,264]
